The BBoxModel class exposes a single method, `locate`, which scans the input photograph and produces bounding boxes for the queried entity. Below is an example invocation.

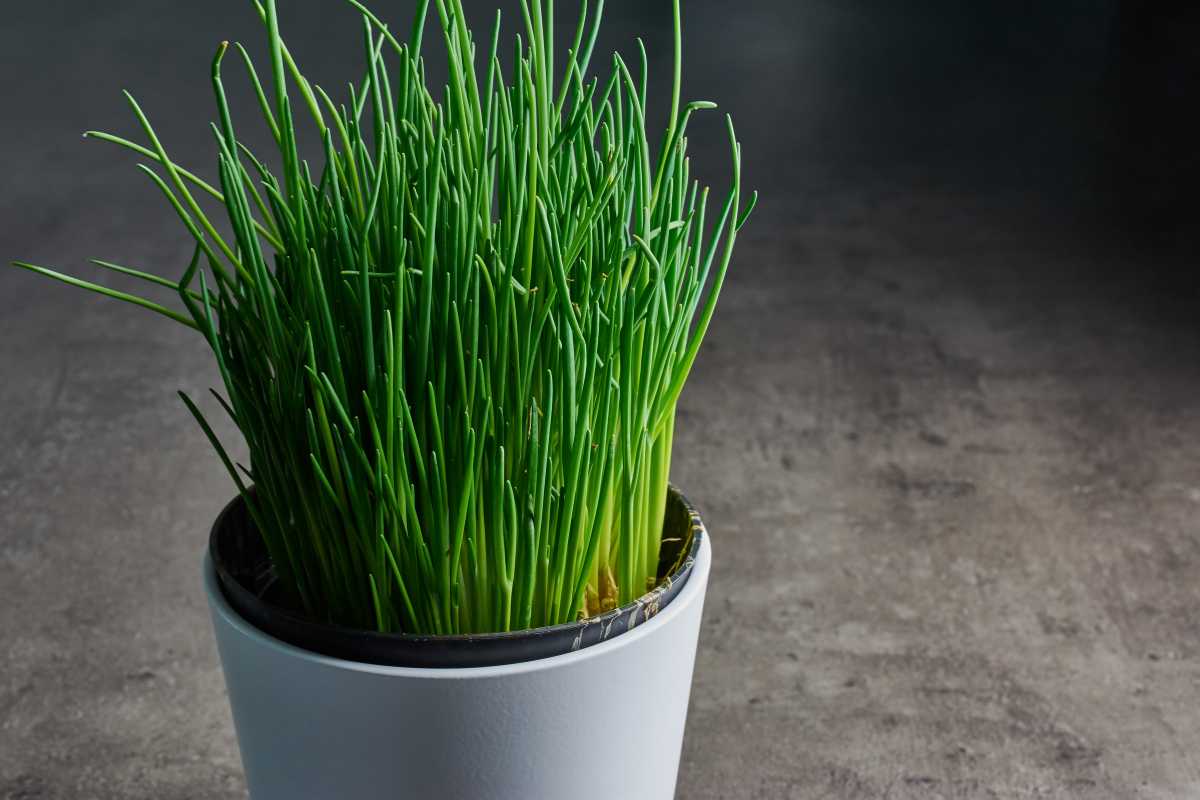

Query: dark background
[4,1,1199,317]
[3,2,1199,798]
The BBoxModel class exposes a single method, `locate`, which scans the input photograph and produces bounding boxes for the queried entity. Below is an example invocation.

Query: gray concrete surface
[3,1,1199,798]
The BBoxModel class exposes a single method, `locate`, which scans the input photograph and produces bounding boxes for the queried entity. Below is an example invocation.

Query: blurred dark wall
[1105,1,1200,249]
[1,0,1195,295]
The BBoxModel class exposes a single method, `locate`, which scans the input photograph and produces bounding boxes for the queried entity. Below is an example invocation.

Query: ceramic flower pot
[204,487,711,800]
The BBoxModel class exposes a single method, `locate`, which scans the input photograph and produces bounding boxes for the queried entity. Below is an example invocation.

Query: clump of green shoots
[14,0,754,634]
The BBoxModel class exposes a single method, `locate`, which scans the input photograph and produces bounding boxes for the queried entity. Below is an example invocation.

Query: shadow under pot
[205,485,712,800]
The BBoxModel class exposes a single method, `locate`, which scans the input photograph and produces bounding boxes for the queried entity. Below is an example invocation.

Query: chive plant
[14,0,754,634]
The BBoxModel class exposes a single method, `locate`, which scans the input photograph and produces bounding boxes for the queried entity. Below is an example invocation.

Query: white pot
[204,530,711,800]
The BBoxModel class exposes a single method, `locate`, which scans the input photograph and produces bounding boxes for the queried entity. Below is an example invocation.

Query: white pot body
[204,534,711,800]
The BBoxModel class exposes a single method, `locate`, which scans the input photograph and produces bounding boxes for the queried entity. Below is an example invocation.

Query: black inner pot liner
[211,488,703,668]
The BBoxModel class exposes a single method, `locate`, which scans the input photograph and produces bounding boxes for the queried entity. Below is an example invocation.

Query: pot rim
[205,520,711,678]
[208,485,708,669]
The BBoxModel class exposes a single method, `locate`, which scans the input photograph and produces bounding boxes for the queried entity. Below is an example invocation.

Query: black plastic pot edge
[210,486,705,668]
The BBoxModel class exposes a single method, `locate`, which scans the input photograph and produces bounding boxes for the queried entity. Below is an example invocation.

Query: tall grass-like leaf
[12,0,754,633]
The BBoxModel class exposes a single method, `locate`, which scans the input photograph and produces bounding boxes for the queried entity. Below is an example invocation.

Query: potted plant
[14,0,755,797]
